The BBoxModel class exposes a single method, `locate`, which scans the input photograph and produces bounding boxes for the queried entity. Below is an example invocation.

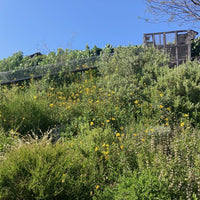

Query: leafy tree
[191,37,200,57]
[90,45,102,56]
[145,0,200,24]
[57,48,64,56]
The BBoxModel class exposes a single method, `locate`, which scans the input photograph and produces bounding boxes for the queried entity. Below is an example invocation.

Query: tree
[145,0,200,24]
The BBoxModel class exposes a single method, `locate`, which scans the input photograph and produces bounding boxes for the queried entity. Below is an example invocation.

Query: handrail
[0,55,100,85]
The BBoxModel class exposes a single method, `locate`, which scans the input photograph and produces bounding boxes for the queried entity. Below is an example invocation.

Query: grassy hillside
[0,46,200,199]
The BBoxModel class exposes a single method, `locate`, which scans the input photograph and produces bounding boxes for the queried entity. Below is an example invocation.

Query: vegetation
[0,45,200,199]
[0,44,114,72]
[192,37,200,57]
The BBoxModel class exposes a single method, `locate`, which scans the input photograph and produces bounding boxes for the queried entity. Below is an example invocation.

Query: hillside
[0,45,200,199]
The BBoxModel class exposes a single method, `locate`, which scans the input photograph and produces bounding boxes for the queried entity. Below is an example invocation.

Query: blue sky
[0,0,198,60]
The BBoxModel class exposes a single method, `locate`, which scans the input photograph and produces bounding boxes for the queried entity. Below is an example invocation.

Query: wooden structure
[143,30,198,66]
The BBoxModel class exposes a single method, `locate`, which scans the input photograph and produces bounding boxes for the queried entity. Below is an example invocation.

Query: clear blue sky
[0,0,198,60]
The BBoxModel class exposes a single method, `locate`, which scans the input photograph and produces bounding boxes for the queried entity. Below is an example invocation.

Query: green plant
[0,82,60,136]
[99,169,170,200]
[0,134,95,200]
[0,129,18,157]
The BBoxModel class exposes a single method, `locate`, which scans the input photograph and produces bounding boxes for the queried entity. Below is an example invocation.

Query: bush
[0,126,139,200]
[0,129,18,157]
[156,61,200,127]
[99,169,170,200]
[0,135,95,200]
[0,83,59,136]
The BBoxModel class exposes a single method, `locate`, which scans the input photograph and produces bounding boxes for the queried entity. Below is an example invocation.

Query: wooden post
[153,33,155,47]
[187,31,191,60]
[159,33,161,45]
[175,31,179,66]
[163,32,166,55]
[143,34,146,47]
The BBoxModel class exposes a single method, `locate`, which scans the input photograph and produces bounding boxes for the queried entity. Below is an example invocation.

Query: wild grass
[0,46,200,199]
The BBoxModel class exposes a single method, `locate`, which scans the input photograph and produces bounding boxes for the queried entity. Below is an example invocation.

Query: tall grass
[0,46,200,199]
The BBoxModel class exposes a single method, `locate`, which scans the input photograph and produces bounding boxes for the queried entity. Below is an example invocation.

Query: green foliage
[0,127,138,200]
[100,170,170,200]
[0,44,114,73]
[0,82,60,136]
[191,37,200,57]
[99,46,168,100]
[0,129,18,157]
[0,135,94,200]
[156,61,200,127]
[1,45,200,199]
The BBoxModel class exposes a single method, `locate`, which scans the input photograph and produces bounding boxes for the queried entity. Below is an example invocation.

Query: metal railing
[0,56,100,85]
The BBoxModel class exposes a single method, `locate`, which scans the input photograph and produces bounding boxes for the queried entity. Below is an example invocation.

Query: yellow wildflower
[134,100,138,104]
[10,129,14,133]
[118,137,122,141]
[180,122,184,127]
[103,151,109,155]
[116,133,120,137]
[90,121,94,126]
[96,185,100,189]
[159,105,163,109]
[95,147,98,152]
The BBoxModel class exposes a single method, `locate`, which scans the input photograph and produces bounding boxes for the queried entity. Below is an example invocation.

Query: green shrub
[0,135,95,200]
[1,44,200,200]
[0,129,18,157]
[156,61,200,127]
[0,84,59,136]
[98,46,169,125]
[99,169,170,200]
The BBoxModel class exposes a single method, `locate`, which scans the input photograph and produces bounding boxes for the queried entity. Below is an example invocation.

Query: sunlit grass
[1,47,200,199]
